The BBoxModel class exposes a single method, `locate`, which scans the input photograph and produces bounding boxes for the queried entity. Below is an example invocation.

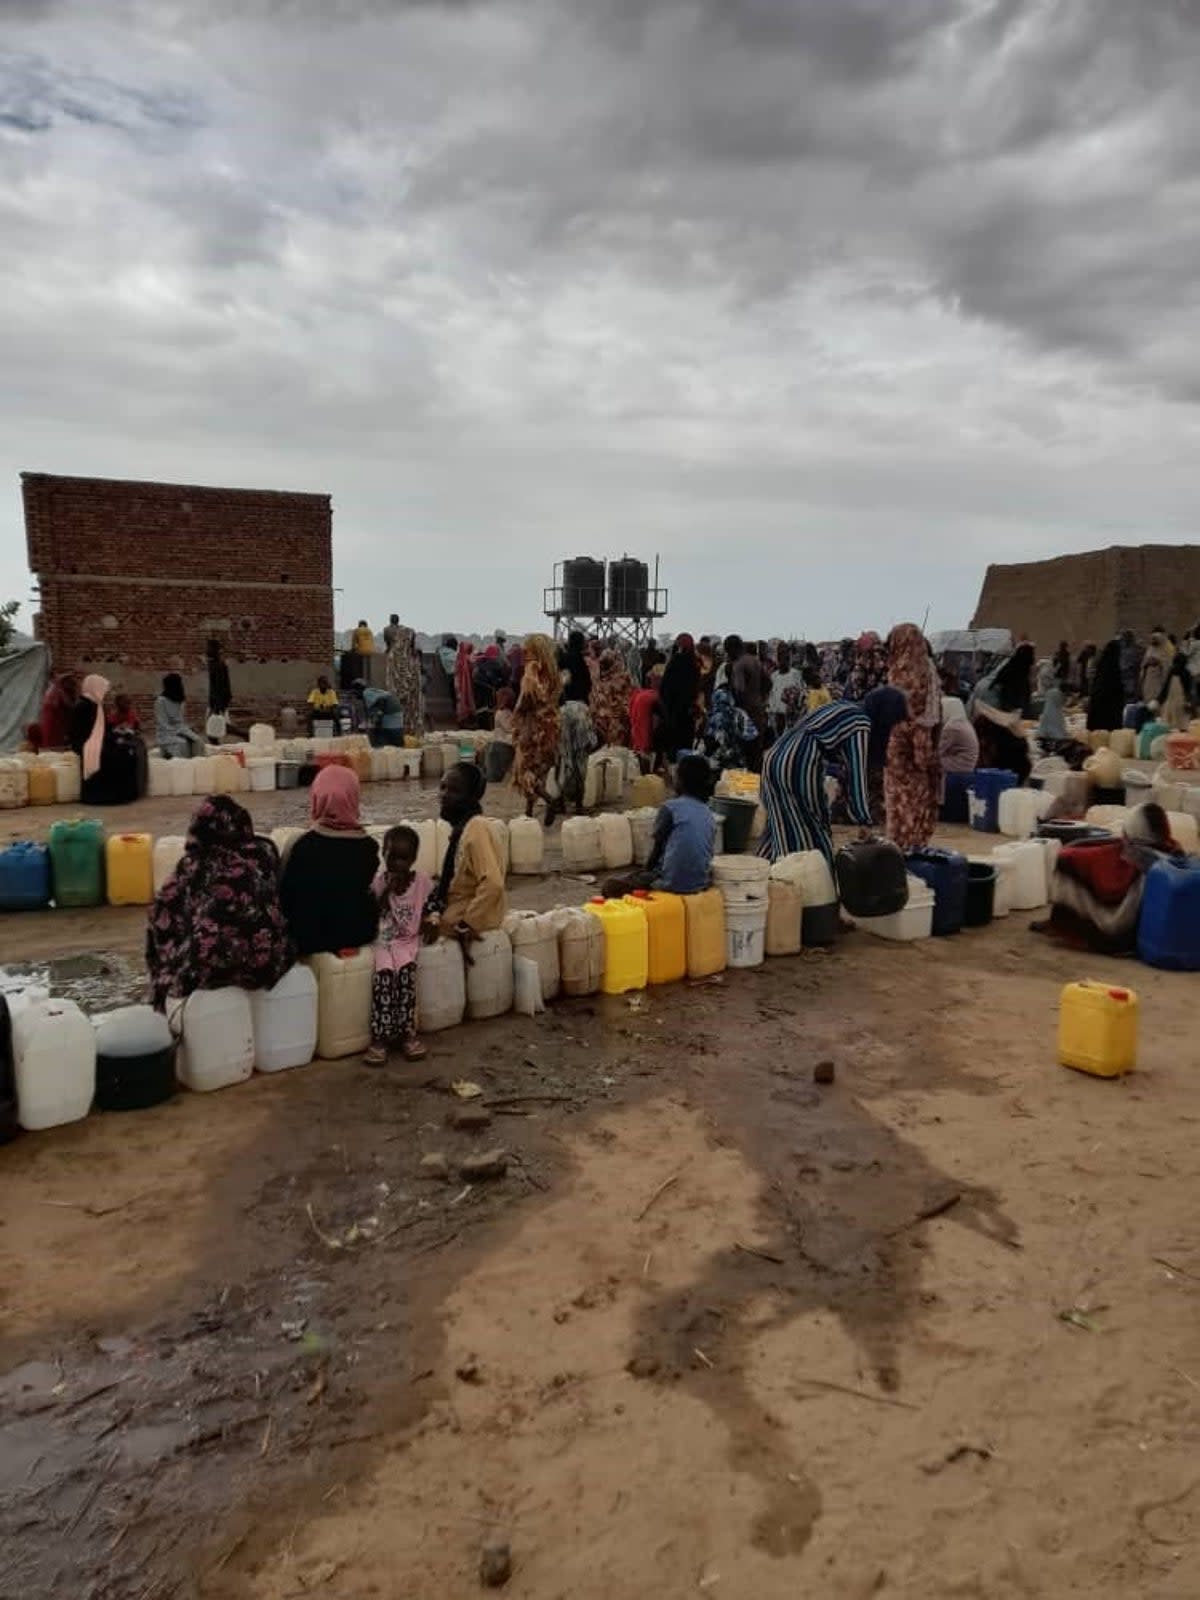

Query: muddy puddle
[0,952,146,1014]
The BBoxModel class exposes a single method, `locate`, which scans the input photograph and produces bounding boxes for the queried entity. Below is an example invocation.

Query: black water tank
[562,557,606,615]
[608,557,649,616]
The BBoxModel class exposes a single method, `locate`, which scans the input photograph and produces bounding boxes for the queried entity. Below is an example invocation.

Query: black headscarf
[561,632,591,704]
[990,644,1034,713]
[161,673,186,704]
[658,634,700,755]
[1087,639,1125,731]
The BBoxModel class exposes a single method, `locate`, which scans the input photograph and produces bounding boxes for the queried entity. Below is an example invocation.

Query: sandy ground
[2,780,1199,1599]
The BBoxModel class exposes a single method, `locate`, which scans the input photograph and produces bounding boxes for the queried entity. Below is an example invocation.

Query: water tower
[543,555,667,648]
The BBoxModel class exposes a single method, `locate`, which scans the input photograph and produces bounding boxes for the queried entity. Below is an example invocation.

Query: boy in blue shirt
[601,755,716,898]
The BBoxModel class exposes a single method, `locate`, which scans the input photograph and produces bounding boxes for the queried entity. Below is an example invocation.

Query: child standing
[364,825,431,1065]
[629,665,663,774]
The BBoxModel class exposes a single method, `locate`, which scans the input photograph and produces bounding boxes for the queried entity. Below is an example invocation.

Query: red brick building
[22,472,334,723]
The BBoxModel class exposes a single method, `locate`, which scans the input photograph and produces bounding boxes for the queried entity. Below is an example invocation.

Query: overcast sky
[3,0,1200,641]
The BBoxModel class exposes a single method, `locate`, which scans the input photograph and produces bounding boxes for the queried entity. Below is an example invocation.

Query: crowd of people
[25,617,1199,1058]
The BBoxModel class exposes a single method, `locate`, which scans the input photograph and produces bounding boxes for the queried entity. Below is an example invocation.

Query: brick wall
[22,472,334,724]
[971,545,1200,653]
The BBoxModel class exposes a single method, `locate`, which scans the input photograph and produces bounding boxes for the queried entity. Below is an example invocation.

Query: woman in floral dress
[146,795,294,1009]
[589,649,635,748]
[512,633,563,818]
[884,622,942,852]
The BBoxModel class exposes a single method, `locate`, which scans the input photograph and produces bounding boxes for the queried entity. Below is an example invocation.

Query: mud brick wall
[22,473,334,725]
[971,545,1200,652]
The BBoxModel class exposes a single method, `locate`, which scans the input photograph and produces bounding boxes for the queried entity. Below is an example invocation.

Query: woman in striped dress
[758,699,875,866]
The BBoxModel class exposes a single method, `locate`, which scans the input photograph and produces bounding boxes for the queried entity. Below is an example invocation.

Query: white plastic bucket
[711,854,771,905]
[725,898,767,968]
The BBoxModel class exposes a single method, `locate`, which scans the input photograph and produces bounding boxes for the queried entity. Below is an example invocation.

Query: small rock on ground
[625,1354,660,1380]
[813,1059,836,1085]
[460,1150,508,1182]
[419,1152,451,1180]
[448,1104,493,1131]
[480,1542,512,1587]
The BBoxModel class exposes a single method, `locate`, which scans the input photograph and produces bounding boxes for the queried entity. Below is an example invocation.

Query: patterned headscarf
[589,649,634,747]
[145,796,294,1009]
[519,634,562,706]
[887,623,940,726]
[887,622,941,778]
[705,686,755,770]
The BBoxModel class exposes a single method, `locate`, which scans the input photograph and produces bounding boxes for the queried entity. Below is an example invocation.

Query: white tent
[929,628,1013,658]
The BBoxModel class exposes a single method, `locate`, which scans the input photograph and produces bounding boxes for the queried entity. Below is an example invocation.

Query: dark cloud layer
[1,0,1198,635]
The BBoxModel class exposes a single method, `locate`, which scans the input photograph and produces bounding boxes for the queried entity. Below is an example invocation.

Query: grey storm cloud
[1,0,1199,638]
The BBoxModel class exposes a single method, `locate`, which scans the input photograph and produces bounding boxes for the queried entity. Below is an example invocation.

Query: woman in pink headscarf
[69,674,143,803]
[884,623,942,851]
[280,766,381,957]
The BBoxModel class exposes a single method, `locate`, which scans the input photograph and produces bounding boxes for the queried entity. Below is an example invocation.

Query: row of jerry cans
[562,851,841,995]
[1,810,663,914]
[0,756,81,810]
[3,968,327,1129]
[0,824,157,911]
